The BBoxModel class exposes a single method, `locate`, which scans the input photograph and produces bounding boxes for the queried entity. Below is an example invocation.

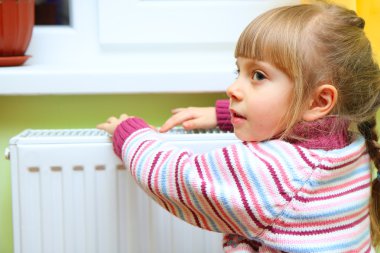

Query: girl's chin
[233,128,267,142]
[233,130,255,142]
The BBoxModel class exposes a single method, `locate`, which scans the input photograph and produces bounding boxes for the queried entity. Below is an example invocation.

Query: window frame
[0,0,299,95]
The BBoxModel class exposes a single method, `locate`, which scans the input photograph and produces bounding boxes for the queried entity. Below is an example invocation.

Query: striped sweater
[112,116,374,252]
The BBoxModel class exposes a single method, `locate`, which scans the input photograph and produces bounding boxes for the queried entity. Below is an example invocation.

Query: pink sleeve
[112,117,150,159]
[216,99,233,131]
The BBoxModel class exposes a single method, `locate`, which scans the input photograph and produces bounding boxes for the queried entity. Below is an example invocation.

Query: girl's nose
[226,80,244,101]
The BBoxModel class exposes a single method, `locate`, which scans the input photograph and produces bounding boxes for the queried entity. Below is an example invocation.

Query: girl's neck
[287,117,350,150]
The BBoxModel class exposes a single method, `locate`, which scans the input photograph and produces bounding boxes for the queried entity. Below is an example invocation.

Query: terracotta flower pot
[0,0,34,66]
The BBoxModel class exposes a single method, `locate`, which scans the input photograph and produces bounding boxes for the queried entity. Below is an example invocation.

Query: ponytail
[358,118,380,247]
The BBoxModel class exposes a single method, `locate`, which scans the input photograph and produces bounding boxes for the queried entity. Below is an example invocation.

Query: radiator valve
[4,148,10,160]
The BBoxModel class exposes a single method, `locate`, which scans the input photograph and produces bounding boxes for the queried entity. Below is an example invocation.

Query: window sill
[0,62,233,95]
[0,5,239,96]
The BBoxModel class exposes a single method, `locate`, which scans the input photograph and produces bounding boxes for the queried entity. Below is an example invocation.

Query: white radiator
[7,128,239,253]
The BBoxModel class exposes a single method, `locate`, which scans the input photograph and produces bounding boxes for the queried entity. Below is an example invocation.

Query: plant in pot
[0,0,34,67]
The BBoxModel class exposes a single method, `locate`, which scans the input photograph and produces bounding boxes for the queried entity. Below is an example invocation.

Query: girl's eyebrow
[236,58,269,71]
[252,60,266,67]
[236,58,263,67]
[252,61,273,72]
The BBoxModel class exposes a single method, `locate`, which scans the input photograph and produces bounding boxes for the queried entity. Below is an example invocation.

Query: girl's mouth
[230,109,247,124]
[231,109,246,119]
[233,112,246,119]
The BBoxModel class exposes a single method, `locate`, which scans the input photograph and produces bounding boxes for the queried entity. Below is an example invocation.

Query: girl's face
[227,57,294,142]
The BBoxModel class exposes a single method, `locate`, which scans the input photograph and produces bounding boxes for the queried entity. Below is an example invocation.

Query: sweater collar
[286,117,350,150]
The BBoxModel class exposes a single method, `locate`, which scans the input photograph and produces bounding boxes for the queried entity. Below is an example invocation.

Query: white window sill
[0,62,234,95]
[0,26,236,95]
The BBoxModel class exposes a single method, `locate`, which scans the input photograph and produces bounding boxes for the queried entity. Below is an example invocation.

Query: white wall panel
[99,0,299,44]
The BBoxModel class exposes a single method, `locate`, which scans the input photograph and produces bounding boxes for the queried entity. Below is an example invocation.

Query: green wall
[0,93,225,253]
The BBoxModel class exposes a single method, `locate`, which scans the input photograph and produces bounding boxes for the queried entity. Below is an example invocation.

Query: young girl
[97,2,380,252]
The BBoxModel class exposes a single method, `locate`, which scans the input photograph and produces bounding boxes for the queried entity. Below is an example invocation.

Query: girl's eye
[252,71,266,81]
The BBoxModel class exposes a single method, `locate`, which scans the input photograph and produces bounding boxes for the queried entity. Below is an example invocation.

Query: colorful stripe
[120,130,373,252]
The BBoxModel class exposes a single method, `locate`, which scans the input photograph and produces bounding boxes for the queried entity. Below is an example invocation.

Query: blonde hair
[235,1,380,247]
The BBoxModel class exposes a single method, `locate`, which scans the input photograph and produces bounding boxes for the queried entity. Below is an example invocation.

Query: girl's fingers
[106,116,117,123]
[98,114,127,131]
[160,111,195,133]
[120,114,129,120]
[182,118,201,130]
[96,123,106,130]
[171,108,185,114]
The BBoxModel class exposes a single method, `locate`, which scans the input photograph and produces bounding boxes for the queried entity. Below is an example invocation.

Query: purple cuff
[112,117,150,159]
[215,99,233,132]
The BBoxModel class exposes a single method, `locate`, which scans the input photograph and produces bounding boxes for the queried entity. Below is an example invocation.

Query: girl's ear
[302,84,338,122]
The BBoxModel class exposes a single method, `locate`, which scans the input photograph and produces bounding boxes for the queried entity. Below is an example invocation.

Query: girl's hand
[97,114,130,135]
[159,107,217,133]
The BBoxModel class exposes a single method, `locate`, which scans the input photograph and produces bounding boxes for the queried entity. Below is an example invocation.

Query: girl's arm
[101,116,293,239]
[159,99,233,132]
